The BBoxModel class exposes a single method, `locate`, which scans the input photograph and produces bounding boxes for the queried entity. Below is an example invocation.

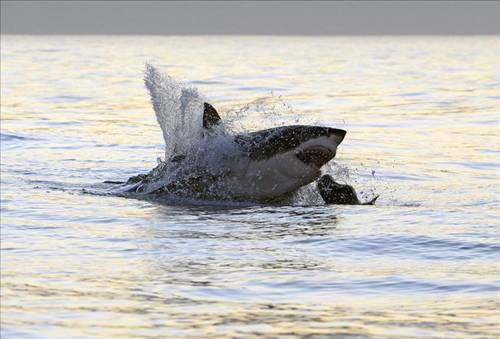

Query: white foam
[144,64,206,161]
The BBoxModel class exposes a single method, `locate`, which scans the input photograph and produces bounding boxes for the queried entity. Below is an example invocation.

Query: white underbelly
[222,152,320,201]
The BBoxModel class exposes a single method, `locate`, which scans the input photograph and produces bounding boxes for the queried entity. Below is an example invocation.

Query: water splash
[144,64,206,161]
[112,66,241,198]
[224,94,303,133]
[106,65,380,205]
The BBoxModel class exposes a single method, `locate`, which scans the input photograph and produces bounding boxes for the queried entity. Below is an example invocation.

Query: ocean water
[1,35,499,337]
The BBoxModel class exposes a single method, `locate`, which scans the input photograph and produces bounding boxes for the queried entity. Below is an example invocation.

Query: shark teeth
[295,146,335,167]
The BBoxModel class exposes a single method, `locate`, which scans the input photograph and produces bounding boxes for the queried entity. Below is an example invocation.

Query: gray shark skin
[116,102,348,204]
[235,125,345,163]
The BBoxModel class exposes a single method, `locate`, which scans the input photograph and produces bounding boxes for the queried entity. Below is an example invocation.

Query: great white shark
[114,102,347,203]
[107,66,375,205]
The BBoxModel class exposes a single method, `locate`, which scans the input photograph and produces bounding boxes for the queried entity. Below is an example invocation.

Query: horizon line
[3,33,500,37]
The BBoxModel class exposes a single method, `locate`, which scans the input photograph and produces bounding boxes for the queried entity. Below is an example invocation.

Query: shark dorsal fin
[203,102,221,129]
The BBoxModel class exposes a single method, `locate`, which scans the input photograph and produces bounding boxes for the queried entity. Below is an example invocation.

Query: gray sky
[2,1,500,35]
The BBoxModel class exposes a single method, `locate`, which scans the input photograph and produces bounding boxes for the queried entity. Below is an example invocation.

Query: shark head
[201,104,347,201]
[235,125,346,174]
[202,102,346,176]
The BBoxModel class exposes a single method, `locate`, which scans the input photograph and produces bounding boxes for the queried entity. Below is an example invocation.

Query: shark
[114,102,347,204]
[107,65,374,205]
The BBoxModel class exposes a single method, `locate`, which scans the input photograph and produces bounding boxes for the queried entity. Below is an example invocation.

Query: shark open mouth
[296,146,336,167]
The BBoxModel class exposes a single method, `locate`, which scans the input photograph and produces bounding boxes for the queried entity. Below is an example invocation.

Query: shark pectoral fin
[203,102,222,129]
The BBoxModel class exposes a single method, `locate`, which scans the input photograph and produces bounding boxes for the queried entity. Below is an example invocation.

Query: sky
[2,1,500,35]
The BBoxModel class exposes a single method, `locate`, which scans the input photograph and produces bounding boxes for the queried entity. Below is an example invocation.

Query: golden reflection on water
[1,35,499,337]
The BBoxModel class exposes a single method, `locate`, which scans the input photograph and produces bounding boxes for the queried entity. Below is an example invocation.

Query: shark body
[118,103,346,203]
[108,66,375,205]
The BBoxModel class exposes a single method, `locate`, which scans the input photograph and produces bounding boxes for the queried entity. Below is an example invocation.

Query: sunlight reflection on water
[1,35,499,337]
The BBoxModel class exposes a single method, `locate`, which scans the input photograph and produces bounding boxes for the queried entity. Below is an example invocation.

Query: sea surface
[1,35,499,337]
